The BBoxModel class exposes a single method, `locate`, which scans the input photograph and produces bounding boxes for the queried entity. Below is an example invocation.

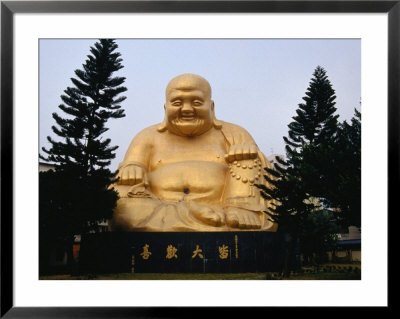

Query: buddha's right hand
[116,165,149,186]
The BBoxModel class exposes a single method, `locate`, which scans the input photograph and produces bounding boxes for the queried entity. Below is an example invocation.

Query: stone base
[79,231,286,274]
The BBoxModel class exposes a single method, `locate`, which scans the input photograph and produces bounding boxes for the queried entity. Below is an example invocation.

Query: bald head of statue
[159,73,221,137]
[165,73,212,100]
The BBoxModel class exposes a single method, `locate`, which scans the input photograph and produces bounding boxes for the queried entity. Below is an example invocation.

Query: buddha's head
[159,73,221,136]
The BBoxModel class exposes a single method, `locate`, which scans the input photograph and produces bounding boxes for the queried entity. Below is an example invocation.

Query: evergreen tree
[39,39,127,273]
[300,210,340,265]
[285,66,339,148]
[299,107,361,228]
[257,155,316,276]
[41,39,126,173]
[323,108,361,227]
[257,66,340,276]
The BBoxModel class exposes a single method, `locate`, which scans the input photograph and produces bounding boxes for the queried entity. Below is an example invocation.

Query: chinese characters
[192,245,204,259]
[166,245,178,259]
[140,244,152,260]
[219,245,229,259]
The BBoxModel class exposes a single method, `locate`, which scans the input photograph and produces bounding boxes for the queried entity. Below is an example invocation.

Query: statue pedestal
[79,231,286,274]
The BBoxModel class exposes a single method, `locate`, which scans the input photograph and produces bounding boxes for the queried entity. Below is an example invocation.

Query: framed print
[1,0,396,316]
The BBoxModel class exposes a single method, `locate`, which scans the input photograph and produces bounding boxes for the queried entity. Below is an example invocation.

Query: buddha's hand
[224,143,258,163]
[116,164,149,186]
[225,207,262,229]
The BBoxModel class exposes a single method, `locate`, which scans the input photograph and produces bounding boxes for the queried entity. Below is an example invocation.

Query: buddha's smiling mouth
[180,114,196,121]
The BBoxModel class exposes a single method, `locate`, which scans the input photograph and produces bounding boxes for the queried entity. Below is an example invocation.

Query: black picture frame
[1,0,395,317]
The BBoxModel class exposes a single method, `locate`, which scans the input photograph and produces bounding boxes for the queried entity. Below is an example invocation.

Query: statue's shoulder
[219,120,255,144]
[220,120,250,133]
[131,123,162,142]
[139,123,161,134]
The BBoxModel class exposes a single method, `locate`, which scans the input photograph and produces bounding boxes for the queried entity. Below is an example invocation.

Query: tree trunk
[282,231,298,278]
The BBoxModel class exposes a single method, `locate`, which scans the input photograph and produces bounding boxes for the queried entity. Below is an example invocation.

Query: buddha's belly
[149,161,227,203]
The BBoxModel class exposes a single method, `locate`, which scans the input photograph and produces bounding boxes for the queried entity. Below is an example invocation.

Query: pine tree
[256,66,340,276]
[40,39,126,173]
[285,66,340,199]
[323,108,361,227]
[299,108,361,228]
[257,154,316,276]
[39,39,127,273]
[338,108,361,226]
[300,210,340,265]
[285,66,338,148]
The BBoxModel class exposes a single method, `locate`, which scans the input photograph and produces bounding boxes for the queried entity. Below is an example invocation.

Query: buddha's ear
[211,100,223,129]
[157,104,168,132]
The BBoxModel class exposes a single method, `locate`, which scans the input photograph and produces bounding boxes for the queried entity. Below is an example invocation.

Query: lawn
[40,273,267,280]
[40,263,361,280]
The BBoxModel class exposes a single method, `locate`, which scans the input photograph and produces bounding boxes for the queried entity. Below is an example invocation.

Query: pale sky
[39,39,361,170]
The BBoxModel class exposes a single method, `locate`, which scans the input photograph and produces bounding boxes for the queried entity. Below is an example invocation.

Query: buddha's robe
[110,121,276,232]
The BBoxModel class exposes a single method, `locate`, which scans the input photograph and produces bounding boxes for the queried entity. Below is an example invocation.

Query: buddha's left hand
[224,143,258,162]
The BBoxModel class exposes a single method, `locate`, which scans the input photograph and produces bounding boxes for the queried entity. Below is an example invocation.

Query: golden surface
[110,74,277,232]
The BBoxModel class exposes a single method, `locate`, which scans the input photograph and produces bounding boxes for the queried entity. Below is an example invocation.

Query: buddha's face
[164,74,214,137]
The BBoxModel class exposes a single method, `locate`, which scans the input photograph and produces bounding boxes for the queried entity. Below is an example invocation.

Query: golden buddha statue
[110,73,277,232]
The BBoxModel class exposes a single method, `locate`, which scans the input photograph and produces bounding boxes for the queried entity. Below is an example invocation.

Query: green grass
[287,262,361,280]
[39,273,268,280]
[286,272,360,280]
[39,263,361,280]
